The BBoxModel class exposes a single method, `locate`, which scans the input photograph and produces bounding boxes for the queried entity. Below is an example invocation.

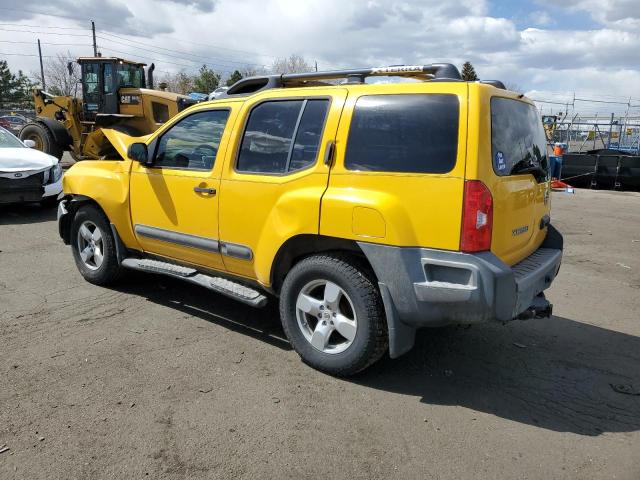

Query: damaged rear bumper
[358,225,563,358]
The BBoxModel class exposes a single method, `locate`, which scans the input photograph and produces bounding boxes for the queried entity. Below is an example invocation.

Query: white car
[207,86,229,101]
[0,126,63,206]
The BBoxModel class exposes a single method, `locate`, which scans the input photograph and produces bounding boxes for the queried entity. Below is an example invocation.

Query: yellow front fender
[101,128,151,160]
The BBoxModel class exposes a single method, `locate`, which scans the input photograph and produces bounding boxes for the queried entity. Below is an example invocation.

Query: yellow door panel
[218,88,348,285]
[130,170,223,268]
[129,106,238,271]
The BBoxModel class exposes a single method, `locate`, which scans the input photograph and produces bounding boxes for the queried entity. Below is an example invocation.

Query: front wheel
[279,254,388,376]
[70,205,122,285]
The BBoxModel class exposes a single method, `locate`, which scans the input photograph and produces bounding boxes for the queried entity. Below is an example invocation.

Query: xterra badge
[512,225,529,236]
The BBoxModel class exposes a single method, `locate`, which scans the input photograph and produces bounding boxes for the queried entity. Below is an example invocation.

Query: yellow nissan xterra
[57,64,563,375]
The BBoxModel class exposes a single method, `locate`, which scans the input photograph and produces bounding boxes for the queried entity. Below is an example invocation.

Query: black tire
[279,254,388,376]
[70,204,122,285]
[20,123,64,160]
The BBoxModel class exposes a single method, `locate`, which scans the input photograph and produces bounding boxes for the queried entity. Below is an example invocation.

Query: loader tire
[20,122,64,160]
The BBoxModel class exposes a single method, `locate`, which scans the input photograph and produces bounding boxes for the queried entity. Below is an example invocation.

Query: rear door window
[237,99,329,174]
[345,94,459,174]
[491,97,549,180]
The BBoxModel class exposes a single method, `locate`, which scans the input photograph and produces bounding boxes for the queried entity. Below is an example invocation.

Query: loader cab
[78,57,146,122]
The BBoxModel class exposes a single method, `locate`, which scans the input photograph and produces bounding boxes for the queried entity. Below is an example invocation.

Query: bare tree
[158,71,195,95]
[240,65,268,78]
[503,81,523,93]
[270,55,314,74]
[42,52,81,97]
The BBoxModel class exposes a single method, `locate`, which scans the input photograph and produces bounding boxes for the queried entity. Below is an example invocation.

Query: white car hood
[0,148,58,173]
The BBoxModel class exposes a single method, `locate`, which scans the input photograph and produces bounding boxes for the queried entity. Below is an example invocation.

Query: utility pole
[91,20,97,57]
[315,61,318,72]
[37,39,46,90]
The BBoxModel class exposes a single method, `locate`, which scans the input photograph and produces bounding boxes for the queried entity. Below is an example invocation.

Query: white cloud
[0,0,638,111]
[539,0,640,30]
[529,10,554,27]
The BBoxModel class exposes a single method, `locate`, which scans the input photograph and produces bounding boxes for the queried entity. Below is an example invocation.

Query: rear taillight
[460,180,493,252]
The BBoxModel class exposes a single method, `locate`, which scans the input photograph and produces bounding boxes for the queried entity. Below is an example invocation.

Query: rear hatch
[486,96,551,265]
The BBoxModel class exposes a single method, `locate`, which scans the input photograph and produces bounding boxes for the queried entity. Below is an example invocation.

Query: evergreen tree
[193,64,221,93]
[13,70,36,106]
[226,70,243,87]
[0,60,16,104]
[0,60,36,106]
[461,61,479,81]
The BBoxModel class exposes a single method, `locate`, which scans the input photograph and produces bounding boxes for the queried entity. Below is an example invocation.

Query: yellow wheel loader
[20,57,196,160]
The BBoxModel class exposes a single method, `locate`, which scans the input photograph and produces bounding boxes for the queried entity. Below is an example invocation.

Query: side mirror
[128,143,149,164]
[24,139,36,148]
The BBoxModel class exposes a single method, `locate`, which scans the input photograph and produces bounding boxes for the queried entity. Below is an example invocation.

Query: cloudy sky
[1,0,638,114]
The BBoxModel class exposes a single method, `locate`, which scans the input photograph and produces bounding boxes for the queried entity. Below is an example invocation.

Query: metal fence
[543,114,640,154]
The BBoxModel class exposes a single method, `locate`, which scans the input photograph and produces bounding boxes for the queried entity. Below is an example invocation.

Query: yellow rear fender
[62,160,139,250]
[320,174,465,250]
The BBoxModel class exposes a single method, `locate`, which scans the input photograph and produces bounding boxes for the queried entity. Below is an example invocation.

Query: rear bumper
[358,225,563,358]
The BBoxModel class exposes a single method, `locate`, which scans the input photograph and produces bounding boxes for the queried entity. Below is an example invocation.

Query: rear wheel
[20,123,64,160]
[279,254,388,376]
[70,205,122,285]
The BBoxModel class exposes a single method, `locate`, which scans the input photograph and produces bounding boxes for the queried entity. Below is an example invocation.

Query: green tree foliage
[0,60,36,107]
[193,64,221,93]
[461,61,479,81]
[226,70,243,87]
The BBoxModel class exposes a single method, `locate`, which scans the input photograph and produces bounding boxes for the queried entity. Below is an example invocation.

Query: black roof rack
[222,63,462,97]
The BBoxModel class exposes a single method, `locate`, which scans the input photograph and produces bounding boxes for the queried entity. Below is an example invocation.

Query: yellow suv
[57,64,563,375]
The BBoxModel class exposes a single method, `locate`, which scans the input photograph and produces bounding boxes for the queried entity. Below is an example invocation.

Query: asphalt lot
[1,188,639,479]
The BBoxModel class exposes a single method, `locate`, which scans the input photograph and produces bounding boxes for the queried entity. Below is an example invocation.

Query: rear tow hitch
[517,294,553,320]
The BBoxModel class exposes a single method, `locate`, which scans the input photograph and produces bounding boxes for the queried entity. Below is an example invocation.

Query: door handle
[323,140,336,166]
[194,186,216,195]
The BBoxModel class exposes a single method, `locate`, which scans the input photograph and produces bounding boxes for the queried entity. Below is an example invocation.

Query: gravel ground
[1,188,639,479]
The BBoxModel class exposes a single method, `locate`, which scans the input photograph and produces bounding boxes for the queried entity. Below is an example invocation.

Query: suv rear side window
[345,94,459,174]
[491,97,549,180]
[237,99,329,174]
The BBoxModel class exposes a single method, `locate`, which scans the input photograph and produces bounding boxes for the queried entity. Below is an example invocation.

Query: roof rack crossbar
[223,63,461,97]
[281,63,461,84]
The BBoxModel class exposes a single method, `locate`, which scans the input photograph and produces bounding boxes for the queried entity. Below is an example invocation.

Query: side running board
[121,258,268,308]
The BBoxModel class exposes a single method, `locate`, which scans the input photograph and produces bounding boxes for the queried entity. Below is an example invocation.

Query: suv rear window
[491,97,549,180]
[345,94,459,174]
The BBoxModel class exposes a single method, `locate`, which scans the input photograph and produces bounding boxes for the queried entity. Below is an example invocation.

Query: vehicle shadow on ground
[113,272,291,351]
[0,203,57,225]
[110,274,639,437]
[355,316,640,437]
